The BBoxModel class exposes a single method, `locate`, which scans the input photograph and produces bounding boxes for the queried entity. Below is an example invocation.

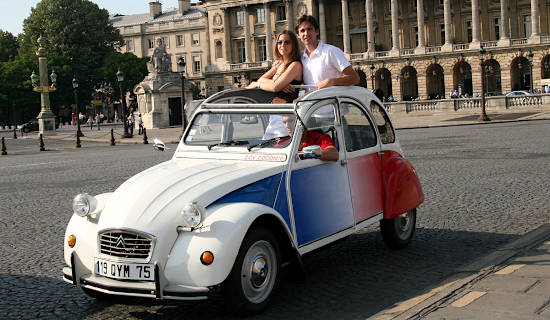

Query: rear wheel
[380,209,416,249]
[224,227,281,315]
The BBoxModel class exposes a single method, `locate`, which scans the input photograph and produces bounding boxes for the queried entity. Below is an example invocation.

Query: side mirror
[153,138,167,152]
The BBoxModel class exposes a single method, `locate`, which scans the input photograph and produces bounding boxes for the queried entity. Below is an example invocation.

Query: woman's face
[277,33,293,59]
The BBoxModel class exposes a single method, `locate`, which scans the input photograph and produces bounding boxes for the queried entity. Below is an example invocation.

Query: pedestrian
[95,113,101,130]
[137,113,143,135]
[128,112,135,136]
[87,116,93,130]
[71,113,75,126]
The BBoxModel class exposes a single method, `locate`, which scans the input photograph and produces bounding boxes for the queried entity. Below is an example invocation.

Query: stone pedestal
[38,112,56,136]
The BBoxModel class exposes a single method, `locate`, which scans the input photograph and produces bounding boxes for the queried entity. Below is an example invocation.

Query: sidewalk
[372,225,550,320]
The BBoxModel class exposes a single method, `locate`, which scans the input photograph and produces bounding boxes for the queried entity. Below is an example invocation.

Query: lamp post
[178,56,187,134]
[370,63,376,90]
[72,77,84,142]
[478,47,490,121]
[116,69,131,138]
[30,35,57,136]
[527,50,534,92]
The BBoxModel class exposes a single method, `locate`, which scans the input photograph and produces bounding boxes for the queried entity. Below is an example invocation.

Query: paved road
[1,120,549,319]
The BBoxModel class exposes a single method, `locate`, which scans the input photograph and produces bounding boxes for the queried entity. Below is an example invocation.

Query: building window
[258,39,266,61]
[413,26,418,46]
[389,29,392,47]
[466,20,472,42]
[148,38,155,49]
[257,8,265,24]
[126,39,134,52]
[412,0,417,8]
[192,33,200,46]
[178,56,186,72]
[215,40,223,59]
[161,36,169,48]
[277,5,286,21]
[523,15,531,37]
[193,56,201,73]
[237,10,244,26]
[440,23,445,45]
[439,0,444,5]
[176,34,184,47]
[494,17,500,40]
[237,40,246,63]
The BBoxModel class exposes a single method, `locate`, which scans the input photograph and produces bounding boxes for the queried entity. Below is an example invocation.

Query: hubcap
[396,210,414,240]
[240,240,277,304]
[250,256,268,288]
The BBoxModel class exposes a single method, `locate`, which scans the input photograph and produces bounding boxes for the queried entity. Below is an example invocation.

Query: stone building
[113,0,550,102]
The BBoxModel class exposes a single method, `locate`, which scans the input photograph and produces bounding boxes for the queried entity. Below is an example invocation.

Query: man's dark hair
[295,15,320,34]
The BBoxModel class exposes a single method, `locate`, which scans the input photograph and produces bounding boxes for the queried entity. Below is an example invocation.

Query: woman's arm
[246,62,279,89]
[257,61,302,92]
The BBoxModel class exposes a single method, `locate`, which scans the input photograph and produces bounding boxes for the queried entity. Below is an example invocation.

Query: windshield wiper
[247,136,290,151]
[207,140,249,150]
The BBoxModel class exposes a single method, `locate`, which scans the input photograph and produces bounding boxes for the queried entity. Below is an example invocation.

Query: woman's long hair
[274,30,301,74]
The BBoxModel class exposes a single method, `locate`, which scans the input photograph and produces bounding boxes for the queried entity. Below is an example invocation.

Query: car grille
[99,230,153,260]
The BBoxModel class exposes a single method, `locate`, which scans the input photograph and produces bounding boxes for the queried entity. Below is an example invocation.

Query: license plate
[94,258,153,281]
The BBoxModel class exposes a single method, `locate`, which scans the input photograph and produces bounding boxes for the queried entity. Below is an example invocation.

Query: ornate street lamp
[30,35,57,135]
[370,63,376,89]
[478,47,490,121]
[117,69,131,138]
[527,50,534,92]
[72,77,84,144]
[178,56,187,134]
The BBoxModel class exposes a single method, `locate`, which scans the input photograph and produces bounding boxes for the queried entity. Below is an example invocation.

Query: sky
[0,0,198,36]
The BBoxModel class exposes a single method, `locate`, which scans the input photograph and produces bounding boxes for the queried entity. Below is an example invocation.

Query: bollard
[1,137,7,155]
[39,134,45,151]
[110,128,115,146]
[143,128,148,144]
[76,132,81,148]
[13,127,17,139]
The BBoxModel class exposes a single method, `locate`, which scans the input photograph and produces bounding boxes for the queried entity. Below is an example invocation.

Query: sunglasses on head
[277,40,291,45]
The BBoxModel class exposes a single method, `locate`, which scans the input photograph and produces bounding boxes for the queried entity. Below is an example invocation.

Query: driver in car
[282,115,338,162]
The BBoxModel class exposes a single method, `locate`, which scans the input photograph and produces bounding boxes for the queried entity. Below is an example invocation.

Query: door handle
[340,159,348,165]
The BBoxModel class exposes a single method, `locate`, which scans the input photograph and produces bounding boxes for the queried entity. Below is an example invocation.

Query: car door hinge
[340,159,348,165]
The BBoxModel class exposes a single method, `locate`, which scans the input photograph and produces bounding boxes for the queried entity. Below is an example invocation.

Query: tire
[224,227,281,315]
[380,209,417,250]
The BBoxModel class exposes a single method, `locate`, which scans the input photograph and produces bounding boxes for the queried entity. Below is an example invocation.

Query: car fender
[382,152,424,219]
[63,193,111,283]
[164,202,293,288]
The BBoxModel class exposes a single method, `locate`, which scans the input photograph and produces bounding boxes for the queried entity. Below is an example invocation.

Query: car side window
[340,103,377,152]
[370,101,395,144]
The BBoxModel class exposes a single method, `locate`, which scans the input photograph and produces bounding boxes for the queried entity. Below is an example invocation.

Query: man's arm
[320,145,339,161]
[316,66,360,89]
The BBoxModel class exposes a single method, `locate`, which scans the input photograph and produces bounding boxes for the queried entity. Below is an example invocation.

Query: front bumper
[63,256,210,300]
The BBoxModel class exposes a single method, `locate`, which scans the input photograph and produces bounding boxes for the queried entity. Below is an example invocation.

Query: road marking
[0,160,76,169]
[495,264,525,275]
[451,291,486,308]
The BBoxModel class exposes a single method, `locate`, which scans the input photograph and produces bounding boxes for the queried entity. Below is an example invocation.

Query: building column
[319,0,327,43]
[243,5,252,62]
[442,0,453,51]
[415,0,426,54]
[341,0,351,54]
[265,3,274,61]
[285,0,294,33]
[470,0,481,48]
[529,0,541,43]
[390,0,400,56]
[366,0,375,55]
[498,0,510,46]
[222,8,232,63]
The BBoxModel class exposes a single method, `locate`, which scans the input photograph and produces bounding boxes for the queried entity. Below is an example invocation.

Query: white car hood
[97,159,284,234]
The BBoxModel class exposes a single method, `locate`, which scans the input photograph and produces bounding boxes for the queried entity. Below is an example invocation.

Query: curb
[394,114,550,130]
[370,224,550,320]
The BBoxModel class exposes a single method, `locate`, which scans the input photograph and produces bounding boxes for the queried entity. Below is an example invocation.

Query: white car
[63,86,424,314]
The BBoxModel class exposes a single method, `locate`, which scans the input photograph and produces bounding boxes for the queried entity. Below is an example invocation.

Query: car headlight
[72,193,97,217]
[181,202,205,228]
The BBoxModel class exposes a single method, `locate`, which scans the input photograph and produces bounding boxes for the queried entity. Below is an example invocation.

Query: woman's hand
[246,81,259,89]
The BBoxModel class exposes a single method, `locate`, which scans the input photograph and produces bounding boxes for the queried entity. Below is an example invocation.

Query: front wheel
[380,209,417,249]
[224,227,281,315]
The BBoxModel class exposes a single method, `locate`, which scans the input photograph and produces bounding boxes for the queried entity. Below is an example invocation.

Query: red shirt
[299,131,334,151]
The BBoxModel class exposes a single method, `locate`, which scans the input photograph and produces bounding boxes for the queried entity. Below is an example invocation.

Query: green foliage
[0,55,39,123]
[98,52,149,100]
[0,30,19,62]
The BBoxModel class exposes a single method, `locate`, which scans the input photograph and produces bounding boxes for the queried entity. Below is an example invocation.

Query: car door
[288,100,354,247]
[339,99,384,224]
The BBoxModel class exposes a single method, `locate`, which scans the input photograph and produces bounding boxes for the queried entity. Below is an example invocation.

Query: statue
[148,38,172,73]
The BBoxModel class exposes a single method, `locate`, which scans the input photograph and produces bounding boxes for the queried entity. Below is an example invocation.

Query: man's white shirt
[301,41,351,86]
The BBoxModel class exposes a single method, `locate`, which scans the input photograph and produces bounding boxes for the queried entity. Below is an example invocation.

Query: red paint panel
[348,154,384,223]
[382,151,425,219]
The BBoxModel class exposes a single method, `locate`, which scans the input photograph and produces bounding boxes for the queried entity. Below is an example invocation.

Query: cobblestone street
[1,120,549,319]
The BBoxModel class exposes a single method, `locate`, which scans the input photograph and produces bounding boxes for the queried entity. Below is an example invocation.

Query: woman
[247,30,302,102]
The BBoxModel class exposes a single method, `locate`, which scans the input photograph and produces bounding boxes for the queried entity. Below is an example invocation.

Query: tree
[98,52,149,100]
[0,30,18,62]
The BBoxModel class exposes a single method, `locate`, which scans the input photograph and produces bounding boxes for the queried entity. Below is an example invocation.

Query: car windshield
[184,112,296,149]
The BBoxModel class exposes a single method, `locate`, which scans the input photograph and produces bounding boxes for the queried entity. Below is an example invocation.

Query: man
[282,115,338,162]
[295,15,360,89]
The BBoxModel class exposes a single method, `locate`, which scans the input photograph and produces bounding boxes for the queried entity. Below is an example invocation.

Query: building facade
[113,0,550,101]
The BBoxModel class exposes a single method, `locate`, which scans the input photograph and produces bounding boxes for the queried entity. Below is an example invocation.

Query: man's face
[282,115,297,135]
[297,21,319,47]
